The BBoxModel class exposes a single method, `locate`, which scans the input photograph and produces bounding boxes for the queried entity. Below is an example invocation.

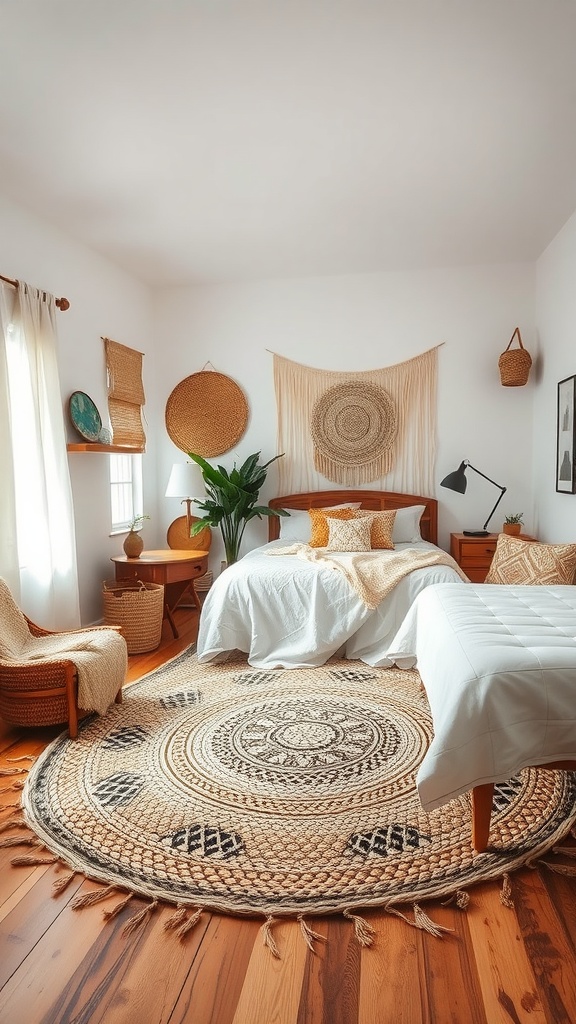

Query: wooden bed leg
[471,783,494,853]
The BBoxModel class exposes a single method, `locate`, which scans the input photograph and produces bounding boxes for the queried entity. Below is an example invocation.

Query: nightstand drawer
[459,541,497,562]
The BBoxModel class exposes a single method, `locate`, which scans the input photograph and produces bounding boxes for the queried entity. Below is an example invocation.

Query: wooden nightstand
[450,533,499,582]
[450,532,537,582]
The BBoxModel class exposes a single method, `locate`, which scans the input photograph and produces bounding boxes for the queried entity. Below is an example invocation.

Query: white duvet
[386,583,576,812]
[196,539,464,668]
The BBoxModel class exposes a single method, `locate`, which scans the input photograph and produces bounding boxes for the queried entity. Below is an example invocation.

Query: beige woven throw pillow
[485,534,576,585]
[326,516,373,552]
[354,509,396,550]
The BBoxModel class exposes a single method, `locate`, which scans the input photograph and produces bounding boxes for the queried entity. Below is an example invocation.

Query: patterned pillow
[354,509,396,549]
[485,534,576,585]
[326,516,373,552]
[308,507,356,547]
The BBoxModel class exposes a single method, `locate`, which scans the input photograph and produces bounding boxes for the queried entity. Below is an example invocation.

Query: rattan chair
[0,579,125,739]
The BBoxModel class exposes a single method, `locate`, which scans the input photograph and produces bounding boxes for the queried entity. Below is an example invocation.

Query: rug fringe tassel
[500,873,514,908]
[164,905,189,931]
[0,799,21,809]
[0,767,26,777]
[122,899,159,937]
[1,779,26,792]
[552,845,576,859]
[342,908,376,947]
[72,884,118,910]
[441,890,470,910]
[103,893,134,920]
[540,861,576,877]
[11,854,58,866]
[6,755,36,763]
[0,815,27,833]
[52,869,77,895]
[261,915,281,959]
[384,903,452,938]
[413,904,453,938]
[175,907,203,940]
[0,835,42,850]
[297,915,326,953]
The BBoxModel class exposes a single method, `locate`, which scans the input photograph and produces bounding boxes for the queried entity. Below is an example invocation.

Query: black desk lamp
[440,460,507,537]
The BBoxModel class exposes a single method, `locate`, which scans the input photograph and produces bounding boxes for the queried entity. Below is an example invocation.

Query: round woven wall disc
[165,371,249,457]
[310,380,397,467]
[167,515,211,552]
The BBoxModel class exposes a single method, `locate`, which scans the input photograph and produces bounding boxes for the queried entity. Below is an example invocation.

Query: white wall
[0,194,161,623]
[154,263,536,567]
[534,208,576,541]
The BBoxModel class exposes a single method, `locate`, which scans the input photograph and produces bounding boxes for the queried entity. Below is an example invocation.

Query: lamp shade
[165,462,202,498]
[440,461,468,494]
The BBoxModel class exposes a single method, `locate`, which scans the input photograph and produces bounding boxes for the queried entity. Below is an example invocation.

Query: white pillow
[326,516,372,552]
[279,503,361,543]
[392,505,426,543]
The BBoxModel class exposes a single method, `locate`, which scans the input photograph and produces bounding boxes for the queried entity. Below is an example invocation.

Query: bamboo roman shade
[103,337,146,449]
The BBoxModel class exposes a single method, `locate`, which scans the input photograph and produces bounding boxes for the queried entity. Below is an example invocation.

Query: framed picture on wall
[556,374,576,493]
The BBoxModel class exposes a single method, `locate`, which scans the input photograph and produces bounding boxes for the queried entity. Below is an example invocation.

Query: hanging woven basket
[498,328,532,387]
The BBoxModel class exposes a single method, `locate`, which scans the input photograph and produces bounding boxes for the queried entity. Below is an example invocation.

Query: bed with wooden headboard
[196,487,459,669]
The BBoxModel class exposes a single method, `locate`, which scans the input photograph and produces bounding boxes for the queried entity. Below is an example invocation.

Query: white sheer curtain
[0,280,80,628]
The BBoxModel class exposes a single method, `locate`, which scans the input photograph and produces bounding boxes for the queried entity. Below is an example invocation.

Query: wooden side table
[111,549,209,639]
[450,533,536,583]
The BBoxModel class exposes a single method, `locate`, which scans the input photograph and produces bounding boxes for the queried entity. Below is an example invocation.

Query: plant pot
[123,530,144,558]
[503,523,522,536]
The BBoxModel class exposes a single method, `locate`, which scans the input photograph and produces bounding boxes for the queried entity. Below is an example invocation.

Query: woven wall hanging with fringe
[165,369,248,457]
[273,346,441,494]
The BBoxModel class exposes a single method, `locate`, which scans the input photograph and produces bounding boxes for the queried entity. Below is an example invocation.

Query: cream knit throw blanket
[266,545,469,610]
[24,631,128,715]
[0,578,127,716]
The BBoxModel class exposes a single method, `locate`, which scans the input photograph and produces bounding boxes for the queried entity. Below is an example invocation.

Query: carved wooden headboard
[267,489,438,545]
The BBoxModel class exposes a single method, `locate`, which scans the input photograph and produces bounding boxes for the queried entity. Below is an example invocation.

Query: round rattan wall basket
[165,371,249,457]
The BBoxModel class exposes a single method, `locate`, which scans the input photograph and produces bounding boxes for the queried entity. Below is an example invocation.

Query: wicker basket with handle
[103,580,164,654]
[498,328,532,387]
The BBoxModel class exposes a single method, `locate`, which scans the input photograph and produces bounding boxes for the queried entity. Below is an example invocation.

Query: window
[110,453,143,533]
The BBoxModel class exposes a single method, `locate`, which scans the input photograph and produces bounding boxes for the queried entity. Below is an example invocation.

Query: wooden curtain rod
[0,273,70,311]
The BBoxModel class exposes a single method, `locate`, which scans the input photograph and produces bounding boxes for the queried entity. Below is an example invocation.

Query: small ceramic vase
[123,531,144,558]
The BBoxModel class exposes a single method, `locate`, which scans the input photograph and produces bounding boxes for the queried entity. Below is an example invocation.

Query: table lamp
[165,462,202,534]
[440,459,507,537]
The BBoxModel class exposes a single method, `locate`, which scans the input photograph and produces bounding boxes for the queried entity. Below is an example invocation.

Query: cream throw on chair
[0,577,127,717]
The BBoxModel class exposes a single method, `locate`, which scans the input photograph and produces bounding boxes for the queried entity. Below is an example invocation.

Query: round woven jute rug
[21,650,576,925]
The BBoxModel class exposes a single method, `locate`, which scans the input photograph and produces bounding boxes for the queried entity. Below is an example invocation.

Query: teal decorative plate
[69,391,102,442]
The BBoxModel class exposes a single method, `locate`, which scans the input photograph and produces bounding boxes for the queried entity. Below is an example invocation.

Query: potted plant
[187,451,288,565]
[123,513,151,558]
[503,513,524,536]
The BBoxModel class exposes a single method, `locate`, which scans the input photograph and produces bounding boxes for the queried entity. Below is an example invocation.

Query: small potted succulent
[503,513,524,536]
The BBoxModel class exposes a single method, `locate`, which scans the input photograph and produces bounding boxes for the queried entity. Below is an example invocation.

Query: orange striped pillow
[308,507,356,547]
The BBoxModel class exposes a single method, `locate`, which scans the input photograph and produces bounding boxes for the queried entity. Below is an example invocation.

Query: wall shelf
[67,443,145,454]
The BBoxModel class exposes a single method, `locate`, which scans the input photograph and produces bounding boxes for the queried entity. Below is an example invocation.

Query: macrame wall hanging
[272,346,441,495]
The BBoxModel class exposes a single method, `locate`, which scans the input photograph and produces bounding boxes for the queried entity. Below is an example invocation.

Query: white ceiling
[2,1,576,287]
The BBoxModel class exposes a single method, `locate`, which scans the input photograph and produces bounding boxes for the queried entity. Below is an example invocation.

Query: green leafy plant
[187,451,288,565]
[504,513,524,525]
[129,513,150,531]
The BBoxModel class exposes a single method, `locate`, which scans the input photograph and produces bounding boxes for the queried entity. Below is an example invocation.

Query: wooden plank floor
[1,605,576,1024]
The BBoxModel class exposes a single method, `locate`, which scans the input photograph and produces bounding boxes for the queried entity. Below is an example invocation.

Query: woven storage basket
[103,580,164,654]
[498,328,532,387]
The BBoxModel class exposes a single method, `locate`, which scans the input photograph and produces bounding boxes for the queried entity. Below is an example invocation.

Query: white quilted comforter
[387,583,576,811]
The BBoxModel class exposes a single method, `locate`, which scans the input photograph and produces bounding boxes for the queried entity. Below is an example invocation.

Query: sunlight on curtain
[0,281,80,628]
